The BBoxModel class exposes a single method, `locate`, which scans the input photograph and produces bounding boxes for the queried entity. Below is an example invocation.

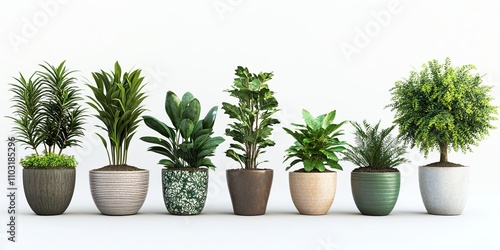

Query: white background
[1,0,499,249]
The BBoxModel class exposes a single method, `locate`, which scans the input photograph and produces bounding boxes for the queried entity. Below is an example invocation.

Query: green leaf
[165,91,181,129]
[179,119,195,139]
[202,106,218,129]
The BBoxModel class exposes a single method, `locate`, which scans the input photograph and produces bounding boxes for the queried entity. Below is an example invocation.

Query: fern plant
[283,109,347,172]
[87,62,147,166]
[222,66,280,169]
[141,91,225,169]
[8,61,86,168]
[343,120,408,172]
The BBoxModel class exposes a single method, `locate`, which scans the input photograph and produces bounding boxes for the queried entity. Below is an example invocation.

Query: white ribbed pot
[419,166,470,215]
[89,170,149,215]
[289,171,337,215]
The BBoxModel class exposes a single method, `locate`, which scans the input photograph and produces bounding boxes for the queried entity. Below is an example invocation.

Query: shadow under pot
[289,171,337,215]
[162,168,209,215]
[89,169,149,216]
[23,168,76,215]
[226,169,273,216]
[351,171,400,216]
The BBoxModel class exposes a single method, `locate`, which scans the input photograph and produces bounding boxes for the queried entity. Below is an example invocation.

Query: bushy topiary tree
[388,57,497,164]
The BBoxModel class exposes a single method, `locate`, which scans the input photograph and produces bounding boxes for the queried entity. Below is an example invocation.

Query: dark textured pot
[351,172,400,216]
[162,168,209,215]
[23,168,76,215]
[89,169,149,216]
[226,169,273,216]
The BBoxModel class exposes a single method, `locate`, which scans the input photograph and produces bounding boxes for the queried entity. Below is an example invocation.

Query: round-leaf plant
[8,61,86,168]
[283,109,347,172]
[222,66,280,169]
[388,57,498,165]
[140,91,225,170]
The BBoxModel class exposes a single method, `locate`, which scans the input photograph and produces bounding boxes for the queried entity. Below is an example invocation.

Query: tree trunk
[439,142,448,163]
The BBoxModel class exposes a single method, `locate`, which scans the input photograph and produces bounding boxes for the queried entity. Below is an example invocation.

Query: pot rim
[351,171,400,175]
[289,171,337,175]
[89,169,149,173]
[162,167,209,171]
[226,168,273,172]
[419,165,470,169]
[23,168,76,171]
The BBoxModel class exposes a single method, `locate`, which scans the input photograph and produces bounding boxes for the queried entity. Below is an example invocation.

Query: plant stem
[439,142,448,163]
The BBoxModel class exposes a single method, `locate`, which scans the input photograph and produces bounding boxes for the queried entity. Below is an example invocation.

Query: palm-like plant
[283,109,347,172]
[8,61,86,168]
[343,120,408,171]
[86,62,147,166]
[141,91,225,169]
[38,62,86,154]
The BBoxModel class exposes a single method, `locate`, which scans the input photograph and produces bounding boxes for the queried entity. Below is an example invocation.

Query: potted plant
[343,120,408,216]
[283,109,347,215]
[141,91,224,215]
[86,61,149,216]
[388,57,498,215]
[8,61,86,215]
[221,66,280,215]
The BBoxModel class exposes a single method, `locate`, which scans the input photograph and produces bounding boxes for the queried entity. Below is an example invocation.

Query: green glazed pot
[351,172,400,216]
[23,168,76,215]
[162,168,209,215]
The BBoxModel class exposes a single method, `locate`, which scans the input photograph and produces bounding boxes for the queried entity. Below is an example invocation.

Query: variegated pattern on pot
[162,168,209,215]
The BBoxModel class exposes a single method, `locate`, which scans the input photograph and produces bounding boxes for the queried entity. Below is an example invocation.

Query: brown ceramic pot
[23,168,76,215]
[226,169,273,215]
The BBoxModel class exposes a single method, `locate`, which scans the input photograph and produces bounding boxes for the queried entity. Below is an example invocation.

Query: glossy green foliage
[141,91,224,170]
[87,62,147,166]
[343,120,408,168]
[20,152,77,169]
[222,66,280,169]
[283,109,347,172]
[8,61,86,160]
[388,57,497,162]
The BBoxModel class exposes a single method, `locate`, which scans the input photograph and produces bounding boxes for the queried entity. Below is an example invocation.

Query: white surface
[1,0,499,249]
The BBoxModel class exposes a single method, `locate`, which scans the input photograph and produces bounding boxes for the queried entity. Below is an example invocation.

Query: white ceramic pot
[289,171,337,215]
[419,166,470,215]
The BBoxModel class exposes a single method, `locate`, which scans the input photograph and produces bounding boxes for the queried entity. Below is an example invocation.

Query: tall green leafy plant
[141,91,225,169]
[8,61,86,168]
[222,66,280,170]
[387,57,497,164]
[343,120,408,171]
[87,62,147,166]
[283,109,347,172]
